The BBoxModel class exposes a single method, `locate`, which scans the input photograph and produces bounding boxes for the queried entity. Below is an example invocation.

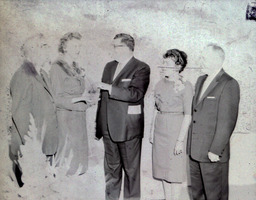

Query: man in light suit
[187,44,240,200]
[10,34,58,186]
[96,33,150,200]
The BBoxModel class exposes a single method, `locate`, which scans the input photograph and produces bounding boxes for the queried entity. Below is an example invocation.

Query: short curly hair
[163,49,188,73]
[58,32,82,54]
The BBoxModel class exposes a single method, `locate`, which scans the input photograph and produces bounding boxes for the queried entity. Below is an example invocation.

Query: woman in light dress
[50,32,96,176]
[150,49,193,200]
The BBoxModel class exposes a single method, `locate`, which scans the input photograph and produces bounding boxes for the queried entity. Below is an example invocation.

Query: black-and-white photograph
[0,0,255,200]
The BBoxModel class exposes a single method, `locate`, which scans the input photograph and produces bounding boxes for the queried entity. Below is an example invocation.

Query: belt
[157,111,183,115]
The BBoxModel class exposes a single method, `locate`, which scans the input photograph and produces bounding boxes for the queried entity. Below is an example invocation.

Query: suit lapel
[40,70,54,97]
[112,57,135,84]
[102,61,118,84]
[196,69,225,106]
[34,71,53,98]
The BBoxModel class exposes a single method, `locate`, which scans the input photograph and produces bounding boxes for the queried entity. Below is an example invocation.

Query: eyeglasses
[112,44,126,49]
[157,66,178,69]
[158,66,203,70]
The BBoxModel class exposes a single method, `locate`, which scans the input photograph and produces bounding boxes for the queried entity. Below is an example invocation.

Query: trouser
[189,157,229,200]
[9,145,24,187]
[103,131,142,200]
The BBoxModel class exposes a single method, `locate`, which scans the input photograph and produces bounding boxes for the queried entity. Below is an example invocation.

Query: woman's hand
[72,93,99,105]
[149,136,153,144]
[71,96,91,103]
[174,140,184,155]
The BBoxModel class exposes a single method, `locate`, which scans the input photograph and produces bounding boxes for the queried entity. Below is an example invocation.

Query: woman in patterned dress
[50,32,96,176]
[150,49,193,200]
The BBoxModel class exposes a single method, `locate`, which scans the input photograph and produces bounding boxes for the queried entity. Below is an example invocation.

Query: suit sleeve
[110,65,150,102]
[50,64,88,111]
[209,79,240,156]
[10,71,33,155]
[95,66,108,140]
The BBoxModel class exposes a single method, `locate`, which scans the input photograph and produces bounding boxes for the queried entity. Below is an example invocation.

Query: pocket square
[128,105,141,114]
[207,96,216,99]
[121,79,131,82]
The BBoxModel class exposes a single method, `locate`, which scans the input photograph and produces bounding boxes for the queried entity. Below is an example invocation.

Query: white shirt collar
[118,56,133,67]
[206,67,223,82]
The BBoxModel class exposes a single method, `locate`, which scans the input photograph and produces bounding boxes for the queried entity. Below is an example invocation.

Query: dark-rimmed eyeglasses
[112,44,126,48]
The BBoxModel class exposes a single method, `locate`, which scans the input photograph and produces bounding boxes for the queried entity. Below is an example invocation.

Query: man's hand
[96,82,112,91]
[149,136,153,144]
[208,152,220,162]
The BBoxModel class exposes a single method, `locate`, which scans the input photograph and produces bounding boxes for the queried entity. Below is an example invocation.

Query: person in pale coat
[9,33,59,186]
[50,32,97,176]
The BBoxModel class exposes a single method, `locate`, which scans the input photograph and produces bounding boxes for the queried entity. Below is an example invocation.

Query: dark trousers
[103,131,142,200]
[189,157,229,200]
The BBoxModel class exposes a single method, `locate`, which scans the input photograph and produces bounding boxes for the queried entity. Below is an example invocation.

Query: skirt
[152,112,188,183]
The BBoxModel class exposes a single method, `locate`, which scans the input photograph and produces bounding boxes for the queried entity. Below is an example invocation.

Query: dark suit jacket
[10,61,58,157]
[96,57,150,142]
[187,69,240,163]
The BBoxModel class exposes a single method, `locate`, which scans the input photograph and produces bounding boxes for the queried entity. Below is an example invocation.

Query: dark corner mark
[246,1,256,21]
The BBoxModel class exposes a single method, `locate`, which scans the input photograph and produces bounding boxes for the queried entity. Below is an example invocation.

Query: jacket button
[193,120,196,123]
[194,109,197,112]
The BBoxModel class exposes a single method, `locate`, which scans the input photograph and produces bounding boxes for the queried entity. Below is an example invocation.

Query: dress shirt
[113,56,133,81]
[199,68,222,100]
[110,56,133,95]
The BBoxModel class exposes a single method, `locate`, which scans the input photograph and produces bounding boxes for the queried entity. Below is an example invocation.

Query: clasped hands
[72,91,98,105]
[95,82,112,91]
[71,82,111,104]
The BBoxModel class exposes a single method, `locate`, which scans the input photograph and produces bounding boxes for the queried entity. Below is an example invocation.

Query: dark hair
[163,49,188,73]
[58,32,82,54]
[113,33,135,51]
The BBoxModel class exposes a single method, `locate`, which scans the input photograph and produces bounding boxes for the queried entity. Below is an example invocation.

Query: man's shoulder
[218,71,239,88]
[105,60,118,67]
[21,62,37,76]
[222,71,236,81]
[11,62,35,81]
[133,57,150,69]
[10,63,34,90]
[222,73,240,90]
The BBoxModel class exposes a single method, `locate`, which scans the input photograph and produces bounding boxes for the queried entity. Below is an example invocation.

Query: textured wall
[0,0,255,199]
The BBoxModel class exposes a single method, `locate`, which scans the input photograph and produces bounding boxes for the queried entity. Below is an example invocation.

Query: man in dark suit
[96,33,150,200]
[10,34,58,186]
[187,44,240,200]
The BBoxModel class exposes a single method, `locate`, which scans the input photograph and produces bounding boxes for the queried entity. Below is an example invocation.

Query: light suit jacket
[10,61,58,157]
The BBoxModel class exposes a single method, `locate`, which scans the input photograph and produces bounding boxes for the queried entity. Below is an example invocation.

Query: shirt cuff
[109,85,112,95]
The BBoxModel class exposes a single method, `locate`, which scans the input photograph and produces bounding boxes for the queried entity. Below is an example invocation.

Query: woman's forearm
[177,114,191,142]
